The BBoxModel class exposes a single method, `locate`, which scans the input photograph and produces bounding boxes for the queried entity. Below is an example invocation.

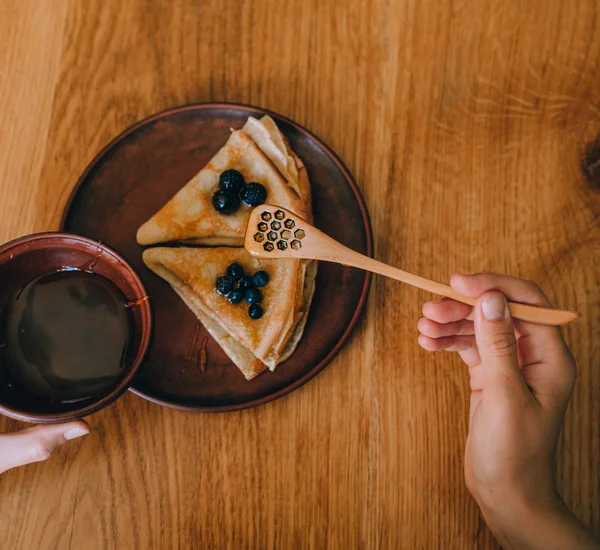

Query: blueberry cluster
[215,263,270,319]
[212,169,268,215]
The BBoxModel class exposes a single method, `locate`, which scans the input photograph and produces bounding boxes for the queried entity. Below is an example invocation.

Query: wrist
[472,476,560,534]
[481,493,562,545]
[480,495,598,550]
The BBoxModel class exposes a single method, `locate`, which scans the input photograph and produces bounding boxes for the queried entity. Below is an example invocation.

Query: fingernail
[481,293,508,320]
[63,427,89,441]
[450,273,469,288]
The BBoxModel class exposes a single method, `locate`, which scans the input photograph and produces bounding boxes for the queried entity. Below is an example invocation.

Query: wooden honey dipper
[244,205,580,326]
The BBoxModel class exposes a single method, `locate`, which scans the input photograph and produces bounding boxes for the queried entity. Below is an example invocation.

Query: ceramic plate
[61,104,372,411]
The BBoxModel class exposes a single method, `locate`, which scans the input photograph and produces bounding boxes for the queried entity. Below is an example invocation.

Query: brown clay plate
[61,103,372,412]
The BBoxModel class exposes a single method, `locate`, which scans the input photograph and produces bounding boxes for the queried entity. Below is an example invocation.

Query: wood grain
[1,0,599,548]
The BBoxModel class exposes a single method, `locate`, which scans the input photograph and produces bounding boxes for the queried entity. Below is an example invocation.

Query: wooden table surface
[1,1,599,548]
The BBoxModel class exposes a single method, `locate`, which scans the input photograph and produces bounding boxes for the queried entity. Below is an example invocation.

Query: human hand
[418,274,598,549]
[0,420,89,474]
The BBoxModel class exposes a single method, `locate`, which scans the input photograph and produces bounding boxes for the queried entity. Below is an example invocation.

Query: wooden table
[1,1,599,548]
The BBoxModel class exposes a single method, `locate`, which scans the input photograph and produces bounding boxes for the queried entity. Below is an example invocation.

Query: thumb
[0,421,89,474]
[475,292,527,393]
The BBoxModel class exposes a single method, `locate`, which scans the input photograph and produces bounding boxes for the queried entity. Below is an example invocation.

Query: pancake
[136,121,308,246]
[138,115,317,379]
[143,247,306,378]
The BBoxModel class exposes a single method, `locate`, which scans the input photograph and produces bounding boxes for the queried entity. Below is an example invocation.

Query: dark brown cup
[0,233,152,423]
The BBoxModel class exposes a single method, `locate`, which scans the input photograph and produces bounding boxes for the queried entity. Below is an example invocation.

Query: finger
[453,273,574,405]
[0,421,89,474]
[451,273,552,307]
[422,299,473,324]
[418,334,476,352]
[459,346,482,371]
[474,291,531,400]
[451,273,564,344]
[418,318,474,338]
[468,362,485,391]
[418,333,481,373]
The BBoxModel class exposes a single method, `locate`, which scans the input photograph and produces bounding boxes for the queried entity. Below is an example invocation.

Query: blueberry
[219,169,245,193]
[227,263,244,280]
[228,289,245,304]
[212,190,240,214]
[240,182,267,207]
[238,275,254,289]
[245,288,263,304]
[248,303,264,320]
[216,275,234,296]
[252,270,269,287]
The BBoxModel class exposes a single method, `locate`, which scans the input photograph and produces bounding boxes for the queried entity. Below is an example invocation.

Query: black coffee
[0,270,133,403]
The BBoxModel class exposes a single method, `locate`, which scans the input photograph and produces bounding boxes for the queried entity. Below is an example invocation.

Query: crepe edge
[276,260,317,367]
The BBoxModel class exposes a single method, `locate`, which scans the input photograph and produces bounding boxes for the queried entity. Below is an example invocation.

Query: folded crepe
[137,117,310,247]
[138,115,316,379]
[143,247,317,379]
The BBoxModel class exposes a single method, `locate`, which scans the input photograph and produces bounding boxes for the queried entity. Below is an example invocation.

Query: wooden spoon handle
[327,241,580,326]
[244,205,580,326]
